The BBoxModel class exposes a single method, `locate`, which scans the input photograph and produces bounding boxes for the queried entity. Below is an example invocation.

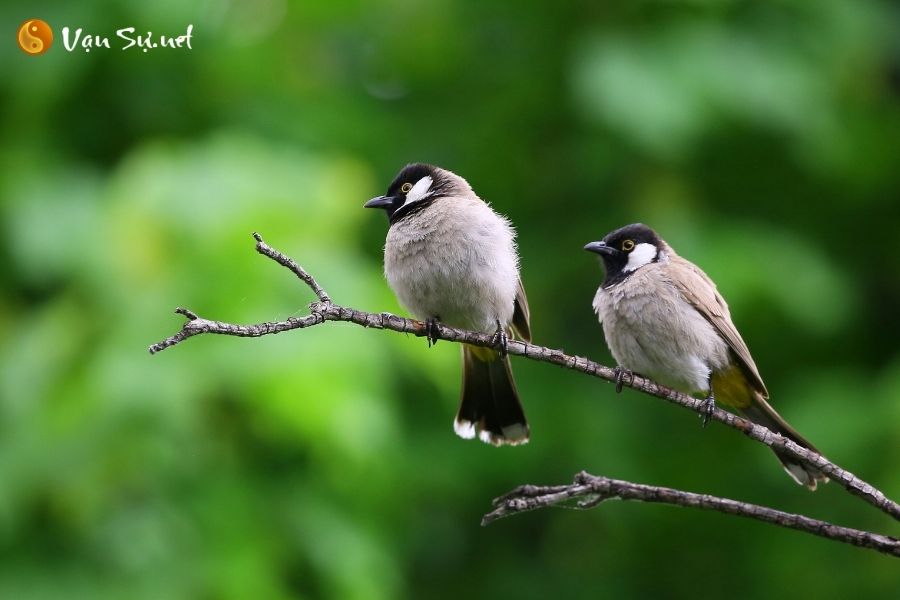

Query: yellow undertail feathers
[466,343,500,362]
[711,364,755,410]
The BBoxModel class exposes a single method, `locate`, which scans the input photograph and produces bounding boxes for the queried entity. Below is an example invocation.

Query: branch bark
[149,233,900,556]
[483,472,900,558]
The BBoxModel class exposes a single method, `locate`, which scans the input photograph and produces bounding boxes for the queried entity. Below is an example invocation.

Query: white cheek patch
[624,242,658,272]
[403,175,433,206]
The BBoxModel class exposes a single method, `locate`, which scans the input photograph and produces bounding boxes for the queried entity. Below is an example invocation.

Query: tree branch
[482,472,900,558]
[149,233,900,552]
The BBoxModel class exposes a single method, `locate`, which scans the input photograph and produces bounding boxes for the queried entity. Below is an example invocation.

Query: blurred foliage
[1,0,899,598]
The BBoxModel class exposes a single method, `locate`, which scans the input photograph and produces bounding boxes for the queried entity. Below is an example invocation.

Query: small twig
[175,307,199,320]
[483,472,900,558]
[148,233,900,532]
[253,232,331,303]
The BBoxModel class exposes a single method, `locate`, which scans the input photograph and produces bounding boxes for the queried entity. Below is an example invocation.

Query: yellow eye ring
[622,239,635,251]
[400,183,413,193]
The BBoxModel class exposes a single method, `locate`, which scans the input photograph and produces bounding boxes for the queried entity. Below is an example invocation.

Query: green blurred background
[2,1,899,598]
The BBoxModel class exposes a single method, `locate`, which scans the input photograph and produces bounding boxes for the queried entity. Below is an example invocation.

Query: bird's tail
[740,394,828,490]
[455,345,529,446]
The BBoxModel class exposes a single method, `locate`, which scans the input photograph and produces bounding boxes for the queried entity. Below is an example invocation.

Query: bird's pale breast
[384,197,519,333]
[593,263,730,393]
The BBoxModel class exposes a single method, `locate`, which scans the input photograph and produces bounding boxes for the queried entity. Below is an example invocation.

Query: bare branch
[483,472,900,558]
[252,232,331,303]
[148,233,900,535]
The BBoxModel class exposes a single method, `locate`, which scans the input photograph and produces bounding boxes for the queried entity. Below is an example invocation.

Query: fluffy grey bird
[365,163,531,445]
[585,223,827,489]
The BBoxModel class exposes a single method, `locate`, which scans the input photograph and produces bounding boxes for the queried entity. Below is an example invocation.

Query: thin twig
[252,232,331,303]
[148,233,900,538]
[482,472,900,558]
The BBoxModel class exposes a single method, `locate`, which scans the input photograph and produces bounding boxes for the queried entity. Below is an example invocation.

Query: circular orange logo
[17,19,53,55]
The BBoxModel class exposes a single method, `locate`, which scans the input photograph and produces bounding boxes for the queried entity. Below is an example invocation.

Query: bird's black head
[364,163,458,224]
[584,223,665,287]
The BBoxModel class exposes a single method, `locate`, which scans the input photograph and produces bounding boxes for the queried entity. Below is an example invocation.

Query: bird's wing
[510,275,532,343]
[666,255,769,398]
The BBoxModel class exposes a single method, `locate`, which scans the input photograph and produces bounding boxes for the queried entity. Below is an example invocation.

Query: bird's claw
[491,320,509,358]
[700,393,715,427]
[425,317,441,347]
[614,367,631,394]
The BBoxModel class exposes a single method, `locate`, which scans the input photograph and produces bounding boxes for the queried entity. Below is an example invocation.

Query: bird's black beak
[584,241,615,256]
[364,195,395,209]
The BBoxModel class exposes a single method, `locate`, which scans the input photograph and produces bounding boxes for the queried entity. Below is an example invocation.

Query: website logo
[17,18,53,55]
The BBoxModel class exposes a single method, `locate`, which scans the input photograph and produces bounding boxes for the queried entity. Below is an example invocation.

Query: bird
[364,163,531,446]
[584,223,827,489]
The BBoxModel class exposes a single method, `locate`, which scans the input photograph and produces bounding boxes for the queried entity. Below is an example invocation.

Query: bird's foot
[699,393,715,427]
[613,367,632,394]
[491,320,509,358]
[425,317,441,347]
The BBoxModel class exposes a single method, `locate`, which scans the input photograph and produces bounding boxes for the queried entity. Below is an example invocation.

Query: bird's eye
[400,183,413,193]
[622,239,635,251]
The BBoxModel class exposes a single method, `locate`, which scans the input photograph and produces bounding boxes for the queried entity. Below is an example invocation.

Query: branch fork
[149,233,900,558]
